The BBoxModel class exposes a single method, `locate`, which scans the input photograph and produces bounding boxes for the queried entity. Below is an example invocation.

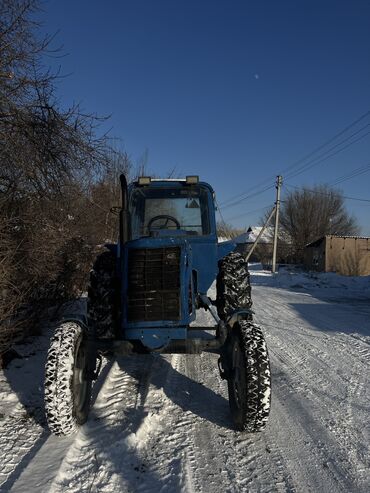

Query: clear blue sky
[40,0,370,234]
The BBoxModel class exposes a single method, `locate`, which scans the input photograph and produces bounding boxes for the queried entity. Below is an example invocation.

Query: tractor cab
[128,176,215,240]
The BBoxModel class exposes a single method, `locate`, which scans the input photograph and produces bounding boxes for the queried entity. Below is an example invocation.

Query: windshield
[129,186,211,239]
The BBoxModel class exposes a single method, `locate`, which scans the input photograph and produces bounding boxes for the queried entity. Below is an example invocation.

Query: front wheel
[227,320,271,432]
[216,251,252,321]
[44,322,92,436]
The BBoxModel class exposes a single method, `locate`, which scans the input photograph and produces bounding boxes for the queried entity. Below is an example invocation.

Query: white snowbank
[249,263,370,299]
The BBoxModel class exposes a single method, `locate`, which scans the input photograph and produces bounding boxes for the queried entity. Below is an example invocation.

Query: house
[304,235,370,276]
[234,226,273,262]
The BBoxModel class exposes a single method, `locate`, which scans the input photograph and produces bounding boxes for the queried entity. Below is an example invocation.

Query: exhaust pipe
[119,174,130,245]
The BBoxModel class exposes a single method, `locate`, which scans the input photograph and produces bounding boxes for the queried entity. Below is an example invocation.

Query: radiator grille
[127,247,181,322]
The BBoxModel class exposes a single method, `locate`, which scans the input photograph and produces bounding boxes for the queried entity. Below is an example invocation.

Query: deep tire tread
[216,251,252,320]
[87,250,117,339]
[44,322,91,436]
[229,320,271,432]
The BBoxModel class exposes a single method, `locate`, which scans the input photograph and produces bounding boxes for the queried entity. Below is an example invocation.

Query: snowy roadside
[0,329,50,490]
[250,263,370,301]
[0,299,89,491]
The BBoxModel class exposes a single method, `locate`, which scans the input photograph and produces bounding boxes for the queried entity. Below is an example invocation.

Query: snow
[0,266,369,492]
[252,263,370,302]
[234,227,273,244]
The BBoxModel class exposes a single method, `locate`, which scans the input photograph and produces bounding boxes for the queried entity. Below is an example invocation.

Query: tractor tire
[87,249,118,339]
[227,320,271,432]
[44,322,92,436]
[216,251,252,321]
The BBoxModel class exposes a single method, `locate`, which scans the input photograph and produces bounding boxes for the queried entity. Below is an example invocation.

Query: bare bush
[217,221,246,240]
[0,0,132,358]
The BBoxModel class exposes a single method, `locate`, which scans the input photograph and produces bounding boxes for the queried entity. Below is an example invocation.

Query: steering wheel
[147,214,181,231]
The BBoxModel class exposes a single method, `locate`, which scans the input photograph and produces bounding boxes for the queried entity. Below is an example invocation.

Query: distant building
[304,235,370,276]
[234,226,273,245]
[234,226,273,262]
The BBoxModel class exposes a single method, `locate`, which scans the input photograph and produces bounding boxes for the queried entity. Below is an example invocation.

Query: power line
[221,124,369,209]
[284,183,370,203]
[220,180,274,207]
[219,108,370,207]
[224,204,272,222]
[285,126,370,180]
[221,184,275,210]
[281,111,370,176]
[330,163,370,186]
[285,160,370,194]
[221,126,370,211]
[215,197,234,237]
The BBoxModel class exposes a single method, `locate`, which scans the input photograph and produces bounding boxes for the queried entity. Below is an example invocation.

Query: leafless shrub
[217,221,246,239]
[0,0,132,358]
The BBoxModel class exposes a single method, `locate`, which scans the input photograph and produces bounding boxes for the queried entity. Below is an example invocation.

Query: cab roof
[130,177,215,194]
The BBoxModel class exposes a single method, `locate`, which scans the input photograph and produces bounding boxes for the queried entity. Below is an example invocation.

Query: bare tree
[216,221,246,240]
[278,185,360,261]
[0,0,133,358]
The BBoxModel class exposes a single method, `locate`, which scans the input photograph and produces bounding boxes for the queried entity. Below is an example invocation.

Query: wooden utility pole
[272,175,283,273]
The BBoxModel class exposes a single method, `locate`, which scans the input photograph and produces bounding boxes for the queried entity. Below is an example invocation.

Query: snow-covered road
[1,267,369,492]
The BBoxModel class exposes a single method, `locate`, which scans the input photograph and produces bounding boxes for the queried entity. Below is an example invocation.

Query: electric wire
[224,204,272,222]
[284,126,370,180]
[330,163,370,186]
[220,109,370,208]
[280,112,370,176]
[215,196,234,237]
[284,183,370,203]
[220,184,276,210]
[221,125,370,208]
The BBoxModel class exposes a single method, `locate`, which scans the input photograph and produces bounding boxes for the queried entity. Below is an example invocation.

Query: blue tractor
[44,175,271,436]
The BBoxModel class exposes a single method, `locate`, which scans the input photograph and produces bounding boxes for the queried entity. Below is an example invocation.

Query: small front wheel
[216,251,252,321]
[227,320,271,432]
[44,322,92,436]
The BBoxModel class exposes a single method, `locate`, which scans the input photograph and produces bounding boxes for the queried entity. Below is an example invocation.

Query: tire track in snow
[49,356,154,492]
[49,353,203,492]
[0,331,57,493]
[176,353,234,493]
[0,414,45,489]
[181,351,298,493]
[181,286,299,492]
[116,353,198,493]
[254,285,370,492]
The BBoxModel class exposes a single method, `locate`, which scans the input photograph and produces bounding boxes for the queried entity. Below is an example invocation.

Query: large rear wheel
[227,320,271,432]
[44,322,92,436]
[87,249,118,339]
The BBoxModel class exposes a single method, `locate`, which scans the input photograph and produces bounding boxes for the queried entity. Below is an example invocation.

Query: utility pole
[272,175,282,273]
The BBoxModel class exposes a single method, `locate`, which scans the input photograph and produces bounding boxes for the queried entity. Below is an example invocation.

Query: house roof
[234,226,274,244]
[305,235,370,248]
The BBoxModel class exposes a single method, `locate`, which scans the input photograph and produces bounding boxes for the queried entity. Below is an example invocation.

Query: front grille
[127,247,181,322]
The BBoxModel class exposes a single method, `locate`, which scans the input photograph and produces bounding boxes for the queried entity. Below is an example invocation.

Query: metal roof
[305,235,370,248]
